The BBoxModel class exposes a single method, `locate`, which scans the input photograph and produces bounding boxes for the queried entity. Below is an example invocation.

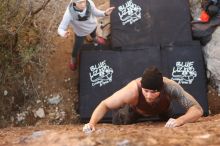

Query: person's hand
[82,123,95,133]
[104,7,115,16]
[165,118,183,128]
[64,31,70,38]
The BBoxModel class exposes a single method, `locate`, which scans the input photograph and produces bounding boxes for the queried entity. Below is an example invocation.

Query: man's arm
[83,80,139,132]
[166,105,203,127]
[164,78,203,128]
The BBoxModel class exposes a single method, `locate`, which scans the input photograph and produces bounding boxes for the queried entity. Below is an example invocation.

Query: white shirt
[58,0,105,37]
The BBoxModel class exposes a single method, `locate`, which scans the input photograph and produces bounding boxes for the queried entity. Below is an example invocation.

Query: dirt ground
[0,114,220,146]
[1,0,220,145]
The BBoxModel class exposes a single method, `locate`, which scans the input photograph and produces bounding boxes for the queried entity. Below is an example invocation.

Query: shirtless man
[83,66,203,132]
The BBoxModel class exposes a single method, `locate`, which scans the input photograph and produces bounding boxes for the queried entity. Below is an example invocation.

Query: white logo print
[118,0,142,25]
[89,60,114,87]
[171,61,197,84]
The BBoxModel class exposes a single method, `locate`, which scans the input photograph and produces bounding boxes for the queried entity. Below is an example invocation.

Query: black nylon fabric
[79,44,161,122]
[79,0,208,122]
[110,0,192,48]
[161,42,209,116]
[79,46,119,122]
[79,42,209,122]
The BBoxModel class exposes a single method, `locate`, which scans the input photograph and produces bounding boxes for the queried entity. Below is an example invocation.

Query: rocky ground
[1,114,220,146]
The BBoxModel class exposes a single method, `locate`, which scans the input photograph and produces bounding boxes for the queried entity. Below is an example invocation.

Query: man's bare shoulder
[130,78,142,91]
[126,78,140,92]
[135,77,141,82]
[119,78,140,105]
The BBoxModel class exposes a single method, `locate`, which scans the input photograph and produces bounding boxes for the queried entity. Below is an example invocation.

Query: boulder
[203,27,220,95]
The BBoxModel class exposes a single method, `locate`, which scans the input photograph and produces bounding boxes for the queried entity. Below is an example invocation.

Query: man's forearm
[177,106,203,125]
[89,101,109,125]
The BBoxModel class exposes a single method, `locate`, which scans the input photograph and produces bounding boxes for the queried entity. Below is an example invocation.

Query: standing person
[83,66,204,133]
[58,0,115,71]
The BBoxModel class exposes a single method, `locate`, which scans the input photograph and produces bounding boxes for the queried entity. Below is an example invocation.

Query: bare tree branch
[15,11,31,34]
[31,0,51,16]
[27,0,33,15]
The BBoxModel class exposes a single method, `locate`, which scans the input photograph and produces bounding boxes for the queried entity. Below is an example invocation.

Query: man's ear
[72,2,76,6]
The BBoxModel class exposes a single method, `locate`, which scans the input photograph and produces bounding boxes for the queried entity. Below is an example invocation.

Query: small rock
[4,90,8,96]
[10,116,14,122]
[116,139,130,146]
[31,131,46,138]
[24,93,28,96]
[64,78,71,82]
[16,112,27,122]
[209,111,212,115]
[48,95,62,105]
[35,108,45,118]
[27,106,31,110]
[195,133,211,139]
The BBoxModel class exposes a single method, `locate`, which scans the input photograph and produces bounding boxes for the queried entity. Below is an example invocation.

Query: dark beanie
[141,66,163,91]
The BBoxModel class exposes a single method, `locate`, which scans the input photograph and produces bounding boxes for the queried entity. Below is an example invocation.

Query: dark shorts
[112,105,141,125]
[112,105,172,125]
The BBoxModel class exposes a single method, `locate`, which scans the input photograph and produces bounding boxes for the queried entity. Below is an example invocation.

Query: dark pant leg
[112,105,141,125]
[72,35,84,59]
[90,28,97,39]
